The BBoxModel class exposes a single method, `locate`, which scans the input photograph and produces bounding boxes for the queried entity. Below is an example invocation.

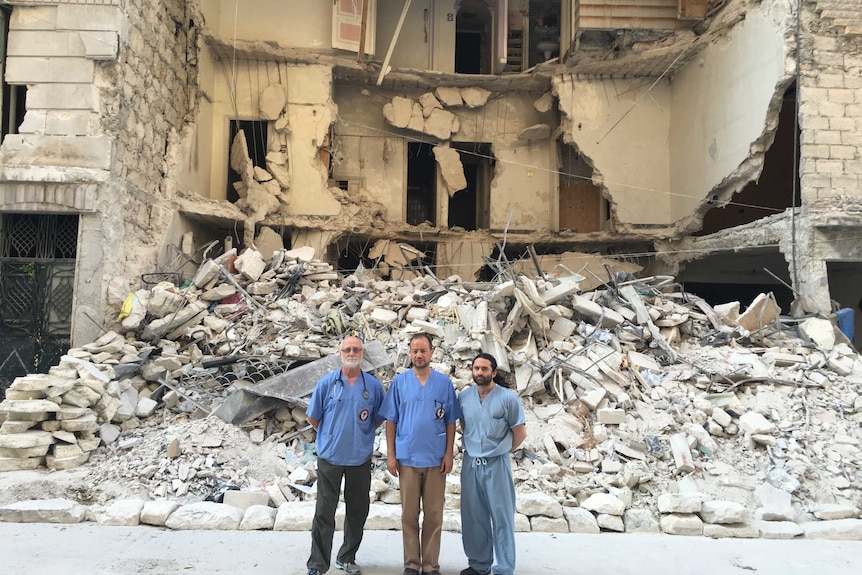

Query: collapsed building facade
[0,0,860,387]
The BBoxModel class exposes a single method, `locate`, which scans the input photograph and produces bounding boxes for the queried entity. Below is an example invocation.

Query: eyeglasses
[341,347,363,353]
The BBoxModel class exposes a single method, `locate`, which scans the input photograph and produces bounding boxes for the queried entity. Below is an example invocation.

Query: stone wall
[793,0,862,310]
[115,0,196,198]
[799,0,862,211]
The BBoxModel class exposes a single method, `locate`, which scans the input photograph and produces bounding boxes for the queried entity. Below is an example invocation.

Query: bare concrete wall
[668,0,790,223]
[195,59,341,216]
[332,87,407,222]
[451,93,552,230]
[332,87,552,230]
[205,0,330,48]
[555,77,671,225]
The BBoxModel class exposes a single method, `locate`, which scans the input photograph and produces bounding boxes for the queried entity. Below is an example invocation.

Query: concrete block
[659,513,703,536]
[223,490,271,512]
[27,83,98,111]
[624,508,660,533]
[0,498,86,523]
[802,518,862,540]
[517,492,563,518]
[164,502,243,531]
[5,56,94,84]
[530,516,569,532]
[738,293,780,332]
[597,408,625,425]
[18,110,47,135]
[657,492,707,514]
[811,503,860,520]
[564,507,599,533]
[8,31,82,57]
[581,493,625,516]
[79,31,118,60]
[46,110,94,136]
[56,5,121,31]
[702,523,759,538]
[140,500,180,526]
[597,513,625,532]
[10,6,58,30]
[700,500,750,524]
[754,520,803,539]
[239,505,277,530]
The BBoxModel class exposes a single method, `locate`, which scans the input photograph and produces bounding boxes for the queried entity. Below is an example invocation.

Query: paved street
[0,522,859,575]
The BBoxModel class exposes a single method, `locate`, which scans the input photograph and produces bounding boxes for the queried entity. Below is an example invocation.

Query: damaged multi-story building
[0,0,860,386]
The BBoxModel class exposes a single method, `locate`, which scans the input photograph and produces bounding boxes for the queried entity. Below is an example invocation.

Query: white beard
[342,357,361,369]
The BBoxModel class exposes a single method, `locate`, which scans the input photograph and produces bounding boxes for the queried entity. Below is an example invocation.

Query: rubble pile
[0,244,861,538]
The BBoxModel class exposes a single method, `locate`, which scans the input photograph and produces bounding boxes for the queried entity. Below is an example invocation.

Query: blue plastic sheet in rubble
[835,307,854,343]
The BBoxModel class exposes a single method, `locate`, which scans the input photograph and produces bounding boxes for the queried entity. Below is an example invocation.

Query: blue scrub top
[458,385,525,458]
[380,369,461,467]
[307,369,385,466]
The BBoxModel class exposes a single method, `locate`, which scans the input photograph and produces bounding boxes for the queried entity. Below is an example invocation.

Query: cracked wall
[554,76,672,227]
[332,86,554,232]
[668,0,793,225]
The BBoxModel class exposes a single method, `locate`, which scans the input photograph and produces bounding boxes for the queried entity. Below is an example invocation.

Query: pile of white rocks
[1,244,861,541]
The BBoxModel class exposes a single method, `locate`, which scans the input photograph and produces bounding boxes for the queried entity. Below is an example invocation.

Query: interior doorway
[455,0,491,74]
[407,142,437,226]
[558,142,605,232]
[449,143,492,230]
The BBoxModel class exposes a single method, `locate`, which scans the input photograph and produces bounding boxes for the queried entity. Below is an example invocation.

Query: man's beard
[343,357,361,369]
[473,375,492,387]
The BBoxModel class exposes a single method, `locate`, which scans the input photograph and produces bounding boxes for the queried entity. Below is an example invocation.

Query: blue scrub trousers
[460,454,517,575]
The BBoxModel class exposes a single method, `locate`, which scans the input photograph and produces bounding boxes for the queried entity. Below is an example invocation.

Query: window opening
[0,6,26,140]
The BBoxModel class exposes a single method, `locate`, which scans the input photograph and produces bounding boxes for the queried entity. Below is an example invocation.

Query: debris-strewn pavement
[0,245,860,540]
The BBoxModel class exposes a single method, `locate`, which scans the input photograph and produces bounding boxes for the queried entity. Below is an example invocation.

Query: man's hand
[387,455,400,477]
[440,452,453,475]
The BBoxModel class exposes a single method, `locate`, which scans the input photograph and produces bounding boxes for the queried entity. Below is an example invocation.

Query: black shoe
[460,568,490,575]
[403,569,420,575]
[425,571,442,575]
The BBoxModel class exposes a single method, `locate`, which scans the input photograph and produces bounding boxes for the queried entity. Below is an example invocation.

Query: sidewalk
[1,522,860,575]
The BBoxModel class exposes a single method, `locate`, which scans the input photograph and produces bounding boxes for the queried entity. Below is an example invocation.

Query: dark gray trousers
[307,457,372,571]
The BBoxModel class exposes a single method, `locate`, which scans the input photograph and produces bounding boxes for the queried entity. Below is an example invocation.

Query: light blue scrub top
[380,369,461,467]
[458,385,525,458]
[307,369,385,466]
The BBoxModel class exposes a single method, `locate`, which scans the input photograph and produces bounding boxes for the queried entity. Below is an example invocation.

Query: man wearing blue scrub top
[305,336,385,575]
[458,353,526,575]
[381,333,461,575]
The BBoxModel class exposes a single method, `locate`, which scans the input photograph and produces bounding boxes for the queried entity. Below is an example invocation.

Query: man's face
[472,358,496,387]
[340,337,363,369]
[409,338,432,369]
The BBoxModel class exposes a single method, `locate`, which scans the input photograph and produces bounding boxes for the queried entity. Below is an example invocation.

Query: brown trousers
[398,465,446,572]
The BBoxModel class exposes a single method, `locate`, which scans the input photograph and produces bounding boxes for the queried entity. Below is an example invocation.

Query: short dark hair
[472,353,511,388]
[472,353,497,371]
[409,332,433,349]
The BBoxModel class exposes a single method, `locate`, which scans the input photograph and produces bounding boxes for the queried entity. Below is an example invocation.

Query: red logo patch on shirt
[435,406,445,420]
[359,408,370,422]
